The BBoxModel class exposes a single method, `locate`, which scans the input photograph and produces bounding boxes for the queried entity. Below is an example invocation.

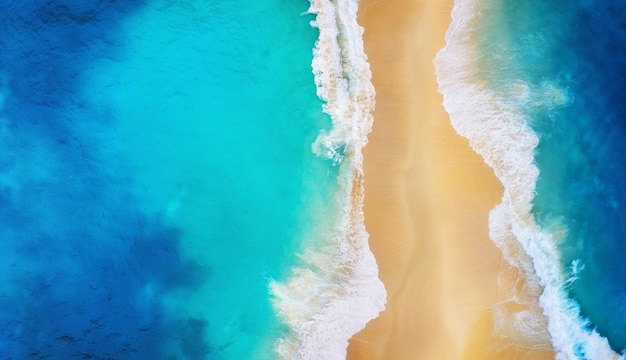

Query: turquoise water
[437,0,626,358]
[0,0,355,358]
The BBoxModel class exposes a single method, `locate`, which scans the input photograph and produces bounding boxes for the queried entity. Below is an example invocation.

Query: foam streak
[270,1,386,359]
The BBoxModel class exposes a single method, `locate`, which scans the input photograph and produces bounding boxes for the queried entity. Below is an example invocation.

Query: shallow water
[0,0,349,358]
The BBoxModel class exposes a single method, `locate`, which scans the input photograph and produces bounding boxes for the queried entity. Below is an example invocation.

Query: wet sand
[346,0,526,358]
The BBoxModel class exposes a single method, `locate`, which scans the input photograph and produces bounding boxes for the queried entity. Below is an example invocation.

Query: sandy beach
[347,0,554,358]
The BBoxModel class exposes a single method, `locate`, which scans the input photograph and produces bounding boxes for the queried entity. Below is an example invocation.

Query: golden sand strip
[347,0,555,358]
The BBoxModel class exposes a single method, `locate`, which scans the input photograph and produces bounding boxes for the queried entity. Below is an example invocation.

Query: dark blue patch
[541,2,626,352]
[0,1,211,358]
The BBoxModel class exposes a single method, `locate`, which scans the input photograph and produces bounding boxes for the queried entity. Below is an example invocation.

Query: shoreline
[347,0,516,358]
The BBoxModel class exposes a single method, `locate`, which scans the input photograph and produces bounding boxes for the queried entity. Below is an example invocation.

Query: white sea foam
[435,1,622,359]
[269,0,386,359]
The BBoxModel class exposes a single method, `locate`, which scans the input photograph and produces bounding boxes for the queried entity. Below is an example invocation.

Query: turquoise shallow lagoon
[0,0,384,358]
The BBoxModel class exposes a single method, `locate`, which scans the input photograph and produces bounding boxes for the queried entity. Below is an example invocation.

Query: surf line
[434,1,622,359]
[270,0,386,359]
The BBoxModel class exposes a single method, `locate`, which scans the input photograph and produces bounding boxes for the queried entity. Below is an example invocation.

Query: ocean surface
[0,0,384,359]
[437,0,626,359]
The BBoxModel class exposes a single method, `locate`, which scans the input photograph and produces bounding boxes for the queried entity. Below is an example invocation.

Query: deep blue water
[531,2,626,352]
[0,0,335,358]
[476,0,626,354]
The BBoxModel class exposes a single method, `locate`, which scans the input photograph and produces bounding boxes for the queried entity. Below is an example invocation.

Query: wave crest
[270,0,386,359]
